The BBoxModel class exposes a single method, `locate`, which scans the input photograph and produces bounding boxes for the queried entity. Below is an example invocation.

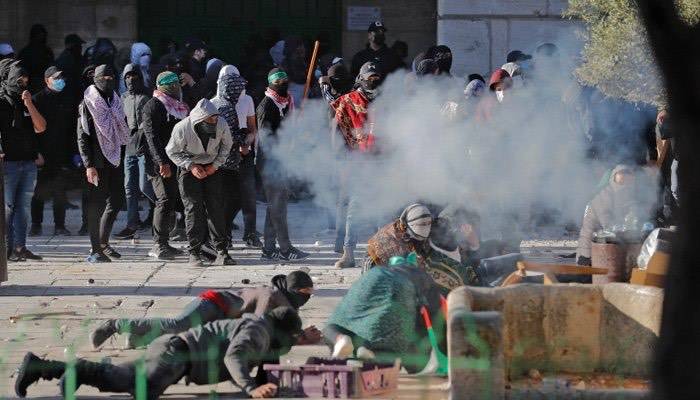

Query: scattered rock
[528,369,542,380]
[88,278,95,284]
[241,279,251,284]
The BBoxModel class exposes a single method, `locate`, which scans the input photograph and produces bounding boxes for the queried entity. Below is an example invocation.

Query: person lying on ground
[90,270,321,349]
[16,307,301,399]
[324,253,443,373]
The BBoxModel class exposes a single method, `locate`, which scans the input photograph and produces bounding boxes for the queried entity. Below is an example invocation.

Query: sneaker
[8,250,26,262]
[148,245,175,260]
[53,227,71,236]
[261,248,281,261]
[280,247,310,261]
[28,224,42,237]
[101,244,121,259]
[216,251,237,266]
[86,252,111,263]
[78,224,88,236]
[200,243,218,261]
[164,244,184,257]
[188,252,207,267]
[17,247,42,261]
[332,334,354,359]
[90,320,117,349]
[244,234,263,249]
[113,227,137,240]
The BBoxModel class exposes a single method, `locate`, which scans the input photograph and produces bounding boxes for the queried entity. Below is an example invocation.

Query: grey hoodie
[166,98,233,171]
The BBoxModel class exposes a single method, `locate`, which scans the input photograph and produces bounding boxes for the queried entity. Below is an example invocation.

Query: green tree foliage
[566,0,700,106]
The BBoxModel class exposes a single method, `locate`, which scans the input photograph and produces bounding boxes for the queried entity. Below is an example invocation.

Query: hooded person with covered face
[165,98,234,267]
[113,64,156,242]
[77,65,130,263]
[331,61,382,269]
[89,270,319,350]
[142,71,190,260]
[256,68,310,261]
[0,63,46,262]
[351,21,401,77]
[17,307,302,399]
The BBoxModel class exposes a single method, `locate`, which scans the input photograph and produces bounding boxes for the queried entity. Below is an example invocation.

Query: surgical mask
[496,89,505,103]
[139,54,151,66]
[51,78,65,92]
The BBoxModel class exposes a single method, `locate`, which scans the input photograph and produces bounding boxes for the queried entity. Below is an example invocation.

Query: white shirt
[236,94,255,128]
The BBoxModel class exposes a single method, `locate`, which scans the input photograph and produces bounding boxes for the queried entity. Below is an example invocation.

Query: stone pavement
[0,199,577,399]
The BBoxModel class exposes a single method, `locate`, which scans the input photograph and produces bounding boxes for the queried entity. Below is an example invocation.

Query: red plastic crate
[263,358,400,398]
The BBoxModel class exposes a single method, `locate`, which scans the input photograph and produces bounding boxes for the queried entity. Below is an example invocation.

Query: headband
[268,71,288,84]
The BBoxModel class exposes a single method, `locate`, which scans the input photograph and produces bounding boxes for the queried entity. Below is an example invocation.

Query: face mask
[372,33,386,46]
[51,78,66,92]
[125,75,142,92]
[286,290,311,309]
[496,89,505,103]
[94,77,115,94]
[239,89,246,100]
[196,121,218,137]
[271,82,289,97]
[361,79,379,91]
[139,54,151,66]
[159,84,181,100]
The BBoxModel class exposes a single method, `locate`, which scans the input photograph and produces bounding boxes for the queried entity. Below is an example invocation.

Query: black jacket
[141,97,182,174]
[0,96,39,161]
[33,88,73,167]
[255,96,289,174]
[351,45,401,77]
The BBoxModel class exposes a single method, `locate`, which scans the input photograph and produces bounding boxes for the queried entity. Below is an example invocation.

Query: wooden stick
[301,40,321,109]
[519,261,609,275]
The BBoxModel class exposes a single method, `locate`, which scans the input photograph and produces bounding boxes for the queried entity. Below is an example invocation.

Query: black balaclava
[328,64,354,96]
[265,306,302,358]
[429,45,453,75]
[93,64,116,97]
[124,70,144,95]
[268,67,289,97]
[271,270,313,309]
[81,64,97,91]
[357,62,382,100]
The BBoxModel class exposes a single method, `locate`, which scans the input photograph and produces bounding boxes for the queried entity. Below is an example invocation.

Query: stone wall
[437,0,584,79]
[0,0,137,59]
[341,0,437,68]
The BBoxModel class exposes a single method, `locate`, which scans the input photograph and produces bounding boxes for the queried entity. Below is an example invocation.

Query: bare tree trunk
[635,1,700,398]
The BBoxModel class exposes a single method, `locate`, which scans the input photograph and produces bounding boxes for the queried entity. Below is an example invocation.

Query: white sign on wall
[347,6,381,31]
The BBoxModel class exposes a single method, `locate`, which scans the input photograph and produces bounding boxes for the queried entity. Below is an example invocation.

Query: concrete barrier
[447,283,663,399]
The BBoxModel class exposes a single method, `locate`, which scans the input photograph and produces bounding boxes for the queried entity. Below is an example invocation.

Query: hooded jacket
[121,64,151,156]
[576,165,640,259]
[165,98,232,171]
[119,43,153,93]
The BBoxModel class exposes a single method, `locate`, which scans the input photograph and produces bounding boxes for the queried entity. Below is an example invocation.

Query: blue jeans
[124,154,155,229]
[4,161,37,249]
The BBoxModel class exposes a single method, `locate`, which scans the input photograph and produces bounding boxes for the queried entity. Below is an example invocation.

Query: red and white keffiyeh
[153,89,190,120]
[265,87,295,116]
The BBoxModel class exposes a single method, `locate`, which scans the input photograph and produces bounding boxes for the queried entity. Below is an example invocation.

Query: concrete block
[438,19,491,77]
[439,0,548,17]
[448,310,504,400]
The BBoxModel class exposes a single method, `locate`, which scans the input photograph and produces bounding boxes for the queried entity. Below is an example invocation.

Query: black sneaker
[244,234,264,249]
[188,252,207,267]
[261,248,281,261]
[86,252,111,263]
[200,243,218,261]
[18,247,42,261]
[165,244,184,257]
[78,224,88,236]
[280,247,310,261]
[54,227,71,236]
[28,224,42,237]
[216,251,237,266]
[148,245,175,260]
[8,250,26,262]
[101,244,121,259]
[113,227,137,240]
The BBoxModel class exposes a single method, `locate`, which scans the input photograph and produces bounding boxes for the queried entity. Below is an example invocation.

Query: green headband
[157,72,179,87]
[268,71,288,84]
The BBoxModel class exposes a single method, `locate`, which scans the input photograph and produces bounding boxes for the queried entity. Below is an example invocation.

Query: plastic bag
[637,227,675,270]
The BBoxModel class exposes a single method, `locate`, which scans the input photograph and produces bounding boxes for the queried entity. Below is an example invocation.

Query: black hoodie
[121,64,151,156]
[0,65,39,161]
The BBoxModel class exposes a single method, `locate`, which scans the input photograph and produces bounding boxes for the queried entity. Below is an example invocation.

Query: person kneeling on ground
[165,98,234,267]
[576,165,641,266]
[90,270,321,349]
[324,253,443,373]
[16,307,301,399]
[365,203,433,269]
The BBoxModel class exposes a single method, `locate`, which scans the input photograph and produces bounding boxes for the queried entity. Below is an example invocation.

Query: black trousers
[229,164,257,237]
[261,171,291,253]
[30,167,67,228]
[86,165,125,253]
[178,169,227,253]
[149,173,179,246]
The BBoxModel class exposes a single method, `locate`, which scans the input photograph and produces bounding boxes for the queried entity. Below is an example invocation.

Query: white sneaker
[332,334,354,359]
[356,346,376,360]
